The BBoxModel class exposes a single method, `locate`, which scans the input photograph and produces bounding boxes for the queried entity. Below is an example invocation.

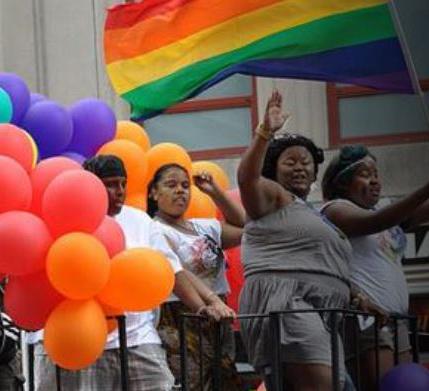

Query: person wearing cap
[320,145,429,390]
[33,155,233,391]
[237,91,352,391]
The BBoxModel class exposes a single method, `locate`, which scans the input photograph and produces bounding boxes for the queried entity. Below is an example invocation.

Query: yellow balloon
[192,161,230,192]
[115,121,151,152]
[23,131,39,169]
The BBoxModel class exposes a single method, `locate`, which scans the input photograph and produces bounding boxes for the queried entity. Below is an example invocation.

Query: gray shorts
[34,343,174,391]
[239,272,350,378]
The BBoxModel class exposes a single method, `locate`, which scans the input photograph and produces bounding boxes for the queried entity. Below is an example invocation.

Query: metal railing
[25,310,420,391]
[179,309,419,391]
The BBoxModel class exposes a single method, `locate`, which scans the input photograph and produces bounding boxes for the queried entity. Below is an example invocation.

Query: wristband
[255,123,273,141]
[206,292,217,303]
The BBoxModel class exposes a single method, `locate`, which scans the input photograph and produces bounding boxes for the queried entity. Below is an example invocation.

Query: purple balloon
[381,363,429,391]
[68,98,116,158]
[21,101,74,159]
[61,151,85,165]
[0,73,30,124]
[30,93,47,106]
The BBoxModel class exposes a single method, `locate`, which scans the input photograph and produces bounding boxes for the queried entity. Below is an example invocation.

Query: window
[327,0,429,147]
[142,75,258,160]
[327,82,429,146]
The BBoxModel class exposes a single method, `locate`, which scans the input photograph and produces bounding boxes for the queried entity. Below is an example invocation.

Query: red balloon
[5,271,63,330]
[93,216,125,257]
[31,157,82,215]
[225,246,244,331]
[216,188,242,221]
[0,156,32,213]
[42,170,108,237]
[0,211,53,275]
[0,124,36,173]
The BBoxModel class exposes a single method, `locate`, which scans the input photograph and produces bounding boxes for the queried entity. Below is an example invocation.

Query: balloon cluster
[0,125,175,370]
[0,71,239,369]
[0,72,116,162]
[0,72,232,219]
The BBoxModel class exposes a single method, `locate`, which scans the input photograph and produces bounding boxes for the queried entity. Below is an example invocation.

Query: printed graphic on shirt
[177,233,225,283]
[378,226,407,264]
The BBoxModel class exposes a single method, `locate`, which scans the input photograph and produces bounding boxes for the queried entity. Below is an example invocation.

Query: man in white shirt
[32,155,233,390]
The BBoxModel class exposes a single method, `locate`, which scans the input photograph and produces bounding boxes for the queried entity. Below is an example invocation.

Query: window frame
[158,77,259,160]
[327,80,429,147]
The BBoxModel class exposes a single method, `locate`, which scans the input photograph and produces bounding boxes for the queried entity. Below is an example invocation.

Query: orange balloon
[184,185,217,219]
[146,143,192,184]
[97,139,148,194]
[98,300,123,333]
[46,233,111,300]
[192,161,230,192]
[115,120,151,152]
[125,192,147,211]
[98,248,174,311]
[44,299,108,370]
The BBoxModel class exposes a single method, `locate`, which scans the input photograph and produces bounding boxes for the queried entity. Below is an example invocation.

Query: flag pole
[388,0,429,130]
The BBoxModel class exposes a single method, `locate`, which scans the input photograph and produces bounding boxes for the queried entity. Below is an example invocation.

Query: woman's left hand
[193,171,219,196]
[353,293,389,326]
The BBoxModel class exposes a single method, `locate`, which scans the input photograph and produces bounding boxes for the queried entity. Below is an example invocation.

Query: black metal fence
[179,309,419,391]
[26,310,420,391]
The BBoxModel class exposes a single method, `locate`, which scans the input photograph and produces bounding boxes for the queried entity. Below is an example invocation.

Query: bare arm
[324,182,429,237]
[194,173,245,228]
[173,271,206,313]
[237,90,292,220]
[401,199,429,230]
[194,171,245,249]
[182,270,236,319]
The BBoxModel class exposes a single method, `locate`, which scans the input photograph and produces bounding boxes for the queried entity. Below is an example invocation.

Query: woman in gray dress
[237,91,352,391]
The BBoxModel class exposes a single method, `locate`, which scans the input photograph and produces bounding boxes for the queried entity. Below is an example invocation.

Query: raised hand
[263,89,290,134]
[193,171,218,196]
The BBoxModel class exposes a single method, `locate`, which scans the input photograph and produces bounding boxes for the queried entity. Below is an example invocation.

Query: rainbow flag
[104,0,414,119]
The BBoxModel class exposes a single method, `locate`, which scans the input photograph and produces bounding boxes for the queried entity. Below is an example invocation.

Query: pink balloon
[42,170,108,237]
[0,211,53,275]
[0,156,32,213]
[93,216,125,257]
[5,271,63,330]
[31,157,82,215]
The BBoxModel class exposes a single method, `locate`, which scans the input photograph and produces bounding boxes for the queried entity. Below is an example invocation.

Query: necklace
[155,215,198,235]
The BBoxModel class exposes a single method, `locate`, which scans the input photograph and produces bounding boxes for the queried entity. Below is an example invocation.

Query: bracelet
[255,124,273,141]
[206,292,218,303]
